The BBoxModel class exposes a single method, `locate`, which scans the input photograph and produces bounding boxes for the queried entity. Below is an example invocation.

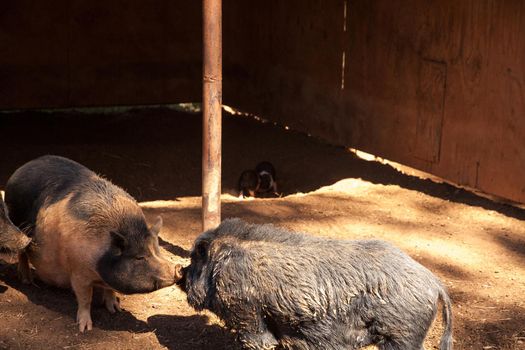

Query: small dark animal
[0,196,31,254]
[255,161,277,194]
[238,161,278,198]
[238,170,260,198]
[179,219,453,350]
[5,155,182,332]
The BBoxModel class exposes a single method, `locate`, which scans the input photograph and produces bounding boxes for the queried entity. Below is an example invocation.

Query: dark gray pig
[5,155,182,332]
[179,218,453,350]
[0,195,31,253]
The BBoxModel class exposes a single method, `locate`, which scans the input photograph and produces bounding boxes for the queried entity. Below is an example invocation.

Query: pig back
[201,220,445,324]
[5,155,97,234]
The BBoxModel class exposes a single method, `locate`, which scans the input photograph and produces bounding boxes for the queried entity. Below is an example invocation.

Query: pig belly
[28,207,73,288]
[28,242,71,288]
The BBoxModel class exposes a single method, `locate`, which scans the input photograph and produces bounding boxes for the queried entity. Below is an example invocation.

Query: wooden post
[202,0,222,231]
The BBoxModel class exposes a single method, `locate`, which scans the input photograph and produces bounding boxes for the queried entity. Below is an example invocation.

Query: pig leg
[229,312,279,349]
[379,340,424,350]
[71,275,93,332]
[102,289,122,313]
[238,330,279,350]
[17,252,33,284]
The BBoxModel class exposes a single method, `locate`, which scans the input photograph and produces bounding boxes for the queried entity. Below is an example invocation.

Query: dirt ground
[0,107,524,349]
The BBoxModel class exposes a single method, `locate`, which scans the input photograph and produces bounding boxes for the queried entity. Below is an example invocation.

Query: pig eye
[135,256,145,260]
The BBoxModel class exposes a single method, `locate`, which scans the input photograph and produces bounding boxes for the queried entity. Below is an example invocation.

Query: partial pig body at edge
[0,196,31,254]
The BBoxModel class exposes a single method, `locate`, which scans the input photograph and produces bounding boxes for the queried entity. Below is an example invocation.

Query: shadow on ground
[159,237,190,259]
[0,107,523,221]
[0,263,151,333]
[0,258,235,349]
[148,314,238,350]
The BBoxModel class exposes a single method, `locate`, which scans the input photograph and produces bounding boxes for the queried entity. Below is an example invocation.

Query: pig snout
[98,252,181,294]
[0,225,32,253]
[139,255,178,292]
[153,261,183,290]
[13,232,31,251]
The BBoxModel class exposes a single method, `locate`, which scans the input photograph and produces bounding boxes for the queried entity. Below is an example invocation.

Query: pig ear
[150,216,163,236]
[195,239,209,258]
[110,231,128,251]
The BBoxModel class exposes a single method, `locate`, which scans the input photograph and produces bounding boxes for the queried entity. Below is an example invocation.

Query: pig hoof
[77,311,93,332]
[103,290,122,313]
[105,297,122,313]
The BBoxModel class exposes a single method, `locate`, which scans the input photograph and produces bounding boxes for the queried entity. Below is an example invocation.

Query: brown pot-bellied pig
[0,195,31,254]
[179,218,453,350]
[5,155,182,332]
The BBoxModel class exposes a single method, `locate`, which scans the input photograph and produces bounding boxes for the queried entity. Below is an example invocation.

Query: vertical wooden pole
[202,0,222,231]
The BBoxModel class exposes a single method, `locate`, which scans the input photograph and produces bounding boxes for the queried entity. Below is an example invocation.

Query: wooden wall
[224,0,525,204]
[0,1,202,108]
[1,1,524,203]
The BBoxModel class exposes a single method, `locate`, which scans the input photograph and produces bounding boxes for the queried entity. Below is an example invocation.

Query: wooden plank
[437,1,525,201]
[67,1,202,107]
[414,59,446,163]
[0,1,202,109]
[223,0,344,140]
[0,1,69,108]
[224,0,525,204]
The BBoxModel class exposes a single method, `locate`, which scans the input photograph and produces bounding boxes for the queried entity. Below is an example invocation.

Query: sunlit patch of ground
[141,177,525,349]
